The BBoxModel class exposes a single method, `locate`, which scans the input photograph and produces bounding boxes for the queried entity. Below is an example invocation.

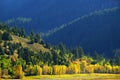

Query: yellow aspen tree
[53,65,59,75]
[94,64,106,73]
[86,65,94,73]
[2,69,8,78]
[61,65,67,74]
[80,60,87,73]
[67,62,80,74]
[34,65,42,75]
[112,66,120,74]
[105,65,112,73]
[0,68,1,79]
[48,66,52,75]
[25,65,33,75]
[67,64,74,74]
[94,64,100,73]
[118,66,120,73]
[14,65,24,79]
[43,65,52,75]
[53,65,67,75]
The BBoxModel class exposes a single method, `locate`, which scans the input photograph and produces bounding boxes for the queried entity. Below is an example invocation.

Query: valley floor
[25,74,120,80]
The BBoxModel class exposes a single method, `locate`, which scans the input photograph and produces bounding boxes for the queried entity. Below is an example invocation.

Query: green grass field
[25,74,120,80]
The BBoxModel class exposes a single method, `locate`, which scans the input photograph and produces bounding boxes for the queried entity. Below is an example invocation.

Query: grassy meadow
[25,74,120,80]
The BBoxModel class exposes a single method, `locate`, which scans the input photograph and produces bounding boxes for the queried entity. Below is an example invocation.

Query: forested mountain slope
[45,7,120,56]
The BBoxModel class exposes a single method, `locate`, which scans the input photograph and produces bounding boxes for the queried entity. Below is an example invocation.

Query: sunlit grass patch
[25,74,120,80]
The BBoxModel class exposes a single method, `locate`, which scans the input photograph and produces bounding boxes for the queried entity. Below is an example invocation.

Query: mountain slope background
[0,0,120,56]
[0,0,120,33]
[44,7,120,57]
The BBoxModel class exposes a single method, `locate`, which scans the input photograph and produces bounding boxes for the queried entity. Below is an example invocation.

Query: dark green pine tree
[72,46,84,59]
[29,31,35,44]
[114,49,120,66]
[34,33,41,43]
[0,32,2,43]
[2,32,12,41]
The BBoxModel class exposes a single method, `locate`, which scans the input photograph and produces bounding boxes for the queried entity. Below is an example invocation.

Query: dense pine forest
[0,22,120,79]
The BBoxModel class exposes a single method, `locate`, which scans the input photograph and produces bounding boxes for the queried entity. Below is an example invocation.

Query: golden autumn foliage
[2,69,8,78]
[35,65,42,75]
[43,65,52,75]
[86,65,94,73]
[53,65,59,75]
[14,65,24,79]
[30,65,42,75]
[25,65,42,75]
[67,61,80,74]
[80,60,87,73]
[53,65,67,75]
[0,68,1,78]
[24,65,33,74]
[93,64,120,74]
[104,65,112,73]
[112,66,120,74]
[94,64,106,73]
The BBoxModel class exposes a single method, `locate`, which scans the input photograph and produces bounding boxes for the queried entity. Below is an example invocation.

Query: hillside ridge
[43,7,120,37]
